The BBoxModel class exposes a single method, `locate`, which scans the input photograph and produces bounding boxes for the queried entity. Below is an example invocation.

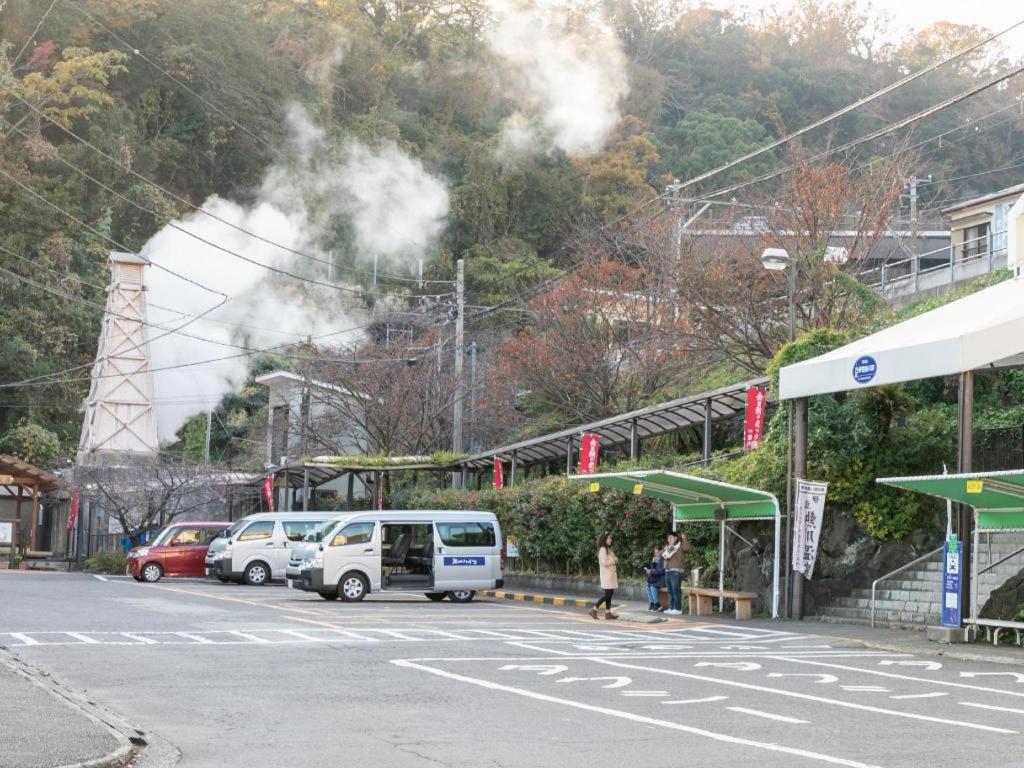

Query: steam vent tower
[77,252,159,465]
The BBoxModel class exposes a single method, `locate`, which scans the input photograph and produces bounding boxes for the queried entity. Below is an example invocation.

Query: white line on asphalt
[889,692,947,700]
[728,706,808,724]
[465,629,521,639]
[621,691,668,697]
[120,632,159,645]
[391,660,888,768]
[176,632,216,644]
[92,574,108,582]
[65,632,99,644]
[374,630,426,641]
[406,651,906,662]
[422,630,476,640]
[663,695,729,705]
[774,657,1024,699]
[9,633,39,646]
[841,686,889,692]
[687,627,751,638]
[589,658,1017,734]
[961,702,1024,715]
[275,629,322,642]
[230,631,271,643]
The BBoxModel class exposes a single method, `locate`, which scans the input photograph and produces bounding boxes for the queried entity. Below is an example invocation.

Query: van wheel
[244,561,270,586]
[141,563,163,583]
[339,572,368,602]
[447,590,475,603]
[319,592,339,601]
[425,593,446,601]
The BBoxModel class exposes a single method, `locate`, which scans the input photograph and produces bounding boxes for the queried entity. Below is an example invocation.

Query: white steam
[486,2,629,157]
[143,107,449,441]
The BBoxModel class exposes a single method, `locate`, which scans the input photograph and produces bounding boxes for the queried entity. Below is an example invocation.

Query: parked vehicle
[285,516,350,588]
[128,522,232,583]
[293,510,504,602]
[208,512,340,585]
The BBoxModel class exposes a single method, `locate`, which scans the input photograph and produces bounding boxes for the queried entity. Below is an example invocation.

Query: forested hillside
[1,0,1022,464]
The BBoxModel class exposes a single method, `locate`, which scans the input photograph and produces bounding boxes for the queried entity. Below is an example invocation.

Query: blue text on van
[443,556,485,566]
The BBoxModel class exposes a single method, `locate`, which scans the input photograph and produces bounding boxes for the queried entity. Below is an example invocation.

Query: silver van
[207,512,340,585]
[284,516,350,587]
[292,510,504,602]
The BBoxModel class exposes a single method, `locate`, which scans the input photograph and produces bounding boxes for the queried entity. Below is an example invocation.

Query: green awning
[569,470,779,522]
[877,470,1024,530]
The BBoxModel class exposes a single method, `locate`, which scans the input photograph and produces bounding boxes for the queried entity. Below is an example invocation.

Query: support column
[718,519,726,613]
[566,437,574,475]
[29,482,39,551]
[630,419,640,461]
[703,399,713,465]
[958,370,974,624]
[15,488,22,556]
[792,397,808,620]
[346,473,355,511]
[510,450,518,487]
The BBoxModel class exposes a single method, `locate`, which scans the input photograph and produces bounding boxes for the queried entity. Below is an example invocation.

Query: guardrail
[870,545,943,628]
[861,230,1007,294]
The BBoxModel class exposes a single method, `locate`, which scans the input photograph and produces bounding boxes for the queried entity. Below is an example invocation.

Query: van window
[282,520,323,542]
[238,521,275,541]
[436,522,495,547]
[330,522,374,547]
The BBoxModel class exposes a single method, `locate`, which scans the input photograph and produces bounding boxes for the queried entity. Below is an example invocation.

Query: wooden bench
[684,587,758,620]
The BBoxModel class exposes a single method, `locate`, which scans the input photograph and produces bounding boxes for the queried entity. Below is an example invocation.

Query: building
[944,183,1024,264]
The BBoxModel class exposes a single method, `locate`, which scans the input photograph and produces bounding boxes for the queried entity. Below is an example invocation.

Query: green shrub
[84,550,128,575]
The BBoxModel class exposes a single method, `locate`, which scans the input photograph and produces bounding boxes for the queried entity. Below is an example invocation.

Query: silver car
[285,517,349,588]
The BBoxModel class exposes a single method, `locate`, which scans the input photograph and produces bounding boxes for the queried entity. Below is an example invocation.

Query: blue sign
[443,556,485,566]
[941,535,962,628]
[852,355,877,384]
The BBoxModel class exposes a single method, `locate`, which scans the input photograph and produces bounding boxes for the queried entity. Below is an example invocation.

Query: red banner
[493,458,504,490]
[261,475,275,512]
[578,433,601,474]
[66,488,79,531]
[743,386,768,450]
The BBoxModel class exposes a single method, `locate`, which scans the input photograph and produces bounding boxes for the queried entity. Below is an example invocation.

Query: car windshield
[225,519,248,539]
[149,527,180,547]
[306,518,345,542]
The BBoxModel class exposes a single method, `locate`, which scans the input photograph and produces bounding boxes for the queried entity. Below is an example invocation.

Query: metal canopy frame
[458,377,767,472]
[569,470,780,618]
[878,469,1024,632]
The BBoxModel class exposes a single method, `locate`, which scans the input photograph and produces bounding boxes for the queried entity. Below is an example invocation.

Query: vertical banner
[261,475,275,512]
[578,433,601,474]
[941,533,963,628]
[66,488,79,531]
[743,386,768,450]
[493,458,504,490]
[792,479,828,578]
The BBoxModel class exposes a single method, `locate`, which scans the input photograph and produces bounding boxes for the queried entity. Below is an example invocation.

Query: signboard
[443,556,485,566]
[578,433,601,474]
[743,386,768,450]
[505,539,520,558]
[792,479,828,577]
[941,533,963,628]
[66,488,79,532]
[493,458,504,490]
[852,355,877,385]
[261,475,275,512]
[0,521,12,545]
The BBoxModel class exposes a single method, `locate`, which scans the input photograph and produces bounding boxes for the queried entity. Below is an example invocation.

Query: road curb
[1,648,146,768]
[812,631,1024,668]
[480,589,592,608]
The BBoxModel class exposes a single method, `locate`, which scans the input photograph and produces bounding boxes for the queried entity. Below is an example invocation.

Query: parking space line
[392,660,888,768]
[65,632,99,644]
[176,632,216,644]
[961,702,1024,715]
[729,706,808,724]
[230,631,271,643]
[120,632,158,645]
[590,658,1017,734]
[274,629,322,642]
[9,632,39,646]
[663,695,729,705]
[889,692,947,700]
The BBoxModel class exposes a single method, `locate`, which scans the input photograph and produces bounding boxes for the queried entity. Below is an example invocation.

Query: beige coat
[598,546,618,589]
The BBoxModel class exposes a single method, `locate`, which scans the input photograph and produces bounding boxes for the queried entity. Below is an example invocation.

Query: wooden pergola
[0,454,62,555]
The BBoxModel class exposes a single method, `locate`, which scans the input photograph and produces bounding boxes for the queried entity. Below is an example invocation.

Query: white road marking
[120,632,158,645]
[500,664,569,676]
[590,658,1017,734]
[767,673,839,684]
[230,631,270,643]
[728,706,808,724]
[961,701,1024,715]
[695,661,761,671]
[890,692,947,700]
[621,691,668,697]
[557,676,632,689]
[662,695,729,705]
[9,632,39,646]
[960,671,1024,683]
[374,630,425,641]
[65,632,99,644]
[842,686,889,692]
[176,632,216,644]
[688,627,750,638]
[879,660,942,671]
[92,574,108,582]
[776,657,1024,699]
[275,629,322,642]
[392,660,888,768]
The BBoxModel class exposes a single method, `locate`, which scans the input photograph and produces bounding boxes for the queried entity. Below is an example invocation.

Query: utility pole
[204,410,212,465]
[452,259,465,484]
[300,335,312,512]
[469,340,477,454]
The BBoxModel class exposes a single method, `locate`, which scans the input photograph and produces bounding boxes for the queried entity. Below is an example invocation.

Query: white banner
[793,479,828,578]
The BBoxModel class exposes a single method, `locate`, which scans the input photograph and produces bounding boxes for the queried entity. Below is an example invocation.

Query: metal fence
[975,426,1024,472]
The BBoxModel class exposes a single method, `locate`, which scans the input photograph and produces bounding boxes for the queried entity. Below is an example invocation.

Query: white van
[208,512,341,585]
[293,510,504,603]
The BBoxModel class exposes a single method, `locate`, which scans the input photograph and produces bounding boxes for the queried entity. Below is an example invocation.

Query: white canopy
[779,275,1024,400]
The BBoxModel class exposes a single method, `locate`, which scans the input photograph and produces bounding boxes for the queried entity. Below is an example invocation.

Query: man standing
[662,529,691,615]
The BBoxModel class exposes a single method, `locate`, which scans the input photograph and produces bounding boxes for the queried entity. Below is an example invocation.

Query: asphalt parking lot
[3,572,1024,768]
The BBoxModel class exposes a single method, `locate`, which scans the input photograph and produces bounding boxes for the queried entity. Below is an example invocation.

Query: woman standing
[589,533,619,620]
[662,529,691,615]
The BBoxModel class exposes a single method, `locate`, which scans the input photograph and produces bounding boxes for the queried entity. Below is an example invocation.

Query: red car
[128,522,231,583]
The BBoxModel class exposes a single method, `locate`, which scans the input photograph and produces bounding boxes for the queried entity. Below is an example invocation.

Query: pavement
[4,570,1024,768]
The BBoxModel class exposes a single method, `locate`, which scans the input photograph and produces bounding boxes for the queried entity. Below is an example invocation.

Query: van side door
[433,521,498,590]
[325,521,380,591]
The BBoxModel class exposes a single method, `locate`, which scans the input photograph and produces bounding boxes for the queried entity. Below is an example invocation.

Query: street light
[761,247,796,343]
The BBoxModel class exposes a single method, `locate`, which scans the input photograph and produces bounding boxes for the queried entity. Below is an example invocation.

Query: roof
[942,183,1024,215]
[255,371,364,401]
[457,378,767,470]
[779,274,1024,400]
[878,470,1024,531]
[108,251,150,265]
[570,470,779,522]
[0,455,62,492]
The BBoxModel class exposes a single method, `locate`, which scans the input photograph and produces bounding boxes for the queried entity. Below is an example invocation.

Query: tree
[0,420,61,466]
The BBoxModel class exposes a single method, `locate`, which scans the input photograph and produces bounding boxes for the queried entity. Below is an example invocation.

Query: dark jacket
[645,557,666,588]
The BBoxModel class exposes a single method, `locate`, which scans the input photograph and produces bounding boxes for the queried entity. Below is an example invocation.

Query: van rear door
[433,520,498,590]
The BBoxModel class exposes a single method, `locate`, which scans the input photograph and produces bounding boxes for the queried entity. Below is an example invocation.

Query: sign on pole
[578,433,601,474]
[941,533,963,628]
[743,386,768,450]
[261,475,275,512]
[493,458,504,490]
[66,488,79,532]
[793,479,828,578]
